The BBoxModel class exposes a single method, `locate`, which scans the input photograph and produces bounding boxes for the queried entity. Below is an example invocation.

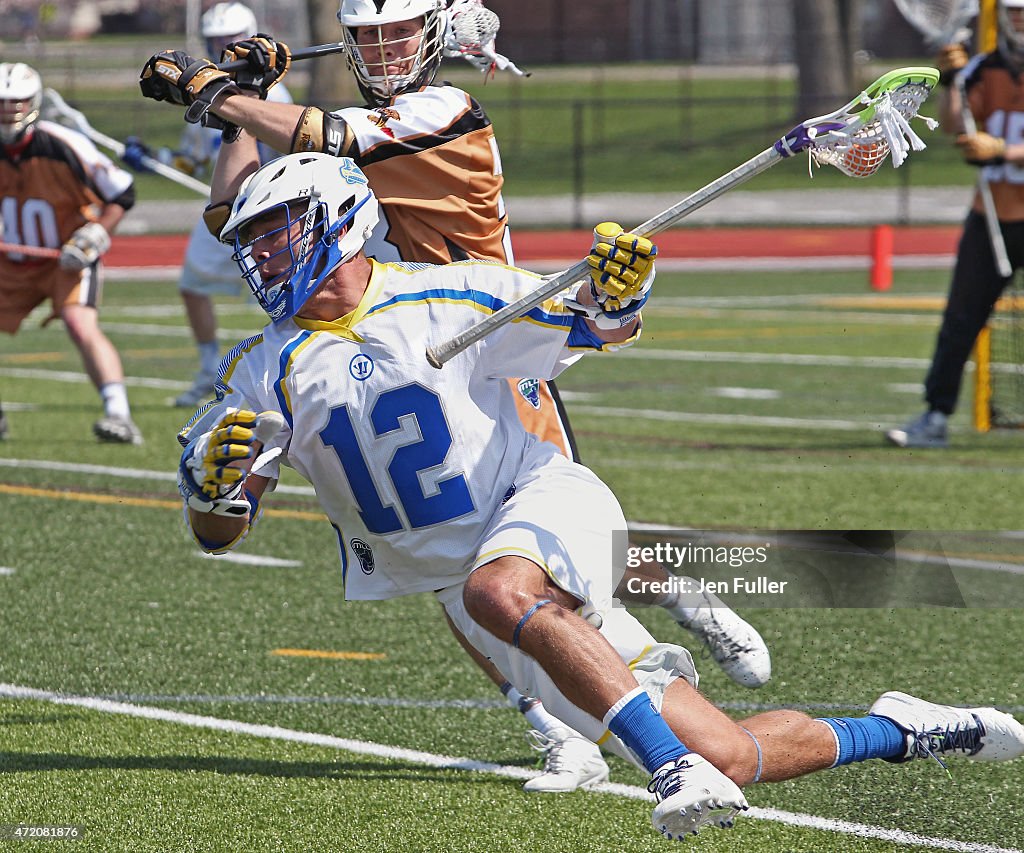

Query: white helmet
[0,63,42,145]
[201,2,258,38]
[220,153,380,323]
[337,0,447,106]
[1000,0,1024,64]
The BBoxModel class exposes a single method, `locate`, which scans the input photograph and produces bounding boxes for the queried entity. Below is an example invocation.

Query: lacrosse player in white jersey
[139,0,769,791]
[174,152,1024,841]
[140,2,295,409]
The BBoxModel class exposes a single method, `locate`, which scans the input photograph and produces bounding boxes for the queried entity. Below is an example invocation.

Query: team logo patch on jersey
[502,483,517,504]
[517,378,541,410]
[349,353,374,381]
[350,538,375,575]
[367,109,399,140]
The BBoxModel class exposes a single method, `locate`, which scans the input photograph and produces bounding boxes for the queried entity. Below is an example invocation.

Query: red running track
[104,226,962,268]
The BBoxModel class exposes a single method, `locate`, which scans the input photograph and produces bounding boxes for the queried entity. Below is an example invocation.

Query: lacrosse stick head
[338,0,447,106]
[775,67,941,178]
[448,2,500,51]
[0,62,42,145]
[893,0,978,48]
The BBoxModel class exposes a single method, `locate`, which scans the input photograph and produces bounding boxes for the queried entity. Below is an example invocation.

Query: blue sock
[604,688,689,773]
[818,716,907,765]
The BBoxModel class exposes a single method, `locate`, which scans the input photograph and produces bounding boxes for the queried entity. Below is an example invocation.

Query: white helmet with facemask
[337,0,447,106]
[999,0,1024,64]
[0,63,42,146]
[220,153,379,323]
[201,2,259,54]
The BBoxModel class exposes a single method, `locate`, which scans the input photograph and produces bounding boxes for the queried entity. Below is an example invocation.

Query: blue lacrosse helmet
[220,153,379,322]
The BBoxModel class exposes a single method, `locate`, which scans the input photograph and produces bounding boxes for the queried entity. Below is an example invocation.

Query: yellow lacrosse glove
[957,131,1007,166]
[178,408,284,516]
[586,221,658,313]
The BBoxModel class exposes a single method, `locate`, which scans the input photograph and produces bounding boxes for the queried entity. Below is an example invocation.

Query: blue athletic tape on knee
[511,598,553,648]
[604,687,689,774]
[818,716,906,766]
[739,726,763,783]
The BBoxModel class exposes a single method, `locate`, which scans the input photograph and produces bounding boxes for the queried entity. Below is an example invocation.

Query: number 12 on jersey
[320,384,476,534]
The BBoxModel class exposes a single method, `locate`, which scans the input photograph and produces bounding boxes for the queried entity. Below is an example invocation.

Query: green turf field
[1,266,1022,852]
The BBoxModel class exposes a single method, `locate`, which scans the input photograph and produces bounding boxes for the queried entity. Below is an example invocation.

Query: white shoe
[174,370,218,408]
[885,410,948,449]
[93,415,143,445]
[522,727,610,793]
[676,584,772,688]
[870,691,1024,765]
[649,753,748,840]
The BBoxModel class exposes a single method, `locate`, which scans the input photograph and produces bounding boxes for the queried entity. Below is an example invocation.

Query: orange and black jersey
[0,120,135,262]
[323,84,513,266]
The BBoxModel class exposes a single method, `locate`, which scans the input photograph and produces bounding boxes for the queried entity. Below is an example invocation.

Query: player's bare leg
[176,290,220,408]
[463,556,748,838]
[616,559,771,688]
[61,303,141,444]
[442,607,609,792]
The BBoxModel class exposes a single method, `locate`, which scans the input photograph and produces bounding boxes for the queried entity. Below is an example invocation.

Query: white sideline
[0,683,1018,853]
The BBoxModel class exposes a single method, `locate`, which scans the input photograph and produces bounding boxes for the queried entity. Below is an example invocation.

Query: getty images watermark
[610,530,1024,609]
[624,541,789,597]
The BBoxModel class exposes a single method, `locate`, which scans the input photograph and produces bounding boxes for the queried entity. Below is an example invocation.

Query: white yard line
[0,683,1017,853]
[197,552,303,568]
[568,404,883,431]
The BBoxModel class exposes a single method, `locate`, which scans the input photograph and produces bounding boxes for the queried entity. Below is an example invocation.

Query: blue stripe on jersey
[331,523,348,588]
[364,288,574,330]
[275,330,315,428]
[565,313,642,351]
[566,314,607,349]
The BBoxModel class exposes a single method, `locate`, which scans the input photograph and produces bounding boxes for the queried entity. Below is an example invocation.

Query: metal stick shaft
[425,146,782,368]
[956,75,1013,278]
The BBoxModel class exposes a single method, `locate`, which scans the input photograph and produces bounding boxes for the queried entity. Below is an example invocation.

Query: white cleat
[93,415,143,445]
[870,691,1024,764]
[649,753,748,841]
[522,727,610,793]
[676,583,772,688]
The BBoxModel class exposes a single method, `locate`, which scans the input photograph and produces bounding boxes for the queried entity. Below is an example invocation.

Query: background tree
[792,0,864,117]
[304,0,356,106]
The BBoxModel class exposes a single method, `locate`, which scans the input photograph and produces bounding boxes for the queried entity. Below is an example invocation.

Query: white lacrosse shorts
[178,217,248,298]
[436,452,698,764]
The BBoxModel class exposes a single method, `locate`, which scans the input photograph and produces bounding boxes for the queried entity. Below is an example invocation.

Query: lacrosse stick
[892,1,1011,277]
[0,241,61,260]
[426,67,941,368]
[215,41,347,73]
[444,2,530,78]
[956,73,1013,277]
[893,0,977,47]
[41,88,212,197]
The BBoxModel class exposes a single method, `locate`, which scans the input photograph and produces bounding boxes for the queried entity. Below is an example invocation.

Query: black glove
[140,50,241,125]
[221,34,291,99]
